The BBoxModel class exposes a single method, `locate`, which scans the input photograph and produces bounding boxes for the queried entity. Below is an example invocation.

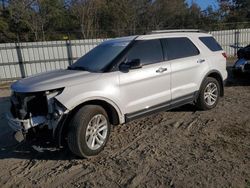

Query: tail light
[222,52,227,59]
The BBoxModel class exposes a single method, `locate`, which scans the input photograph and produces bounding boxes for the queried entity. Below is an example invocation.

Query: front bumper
[6,113,47,132]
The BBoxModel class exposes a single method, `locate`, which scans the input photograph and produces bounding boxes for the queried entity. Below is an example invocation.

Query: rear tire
[67,105,112,158]
[196,77,220,110]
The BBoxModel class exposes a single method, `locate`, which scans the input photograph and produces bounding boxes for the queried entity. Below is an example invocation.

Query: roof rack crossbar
[149,29,205,34]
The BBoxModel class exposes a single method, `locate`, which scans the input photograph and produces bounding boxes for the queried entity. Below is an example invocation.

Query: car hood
[11,69,101,93]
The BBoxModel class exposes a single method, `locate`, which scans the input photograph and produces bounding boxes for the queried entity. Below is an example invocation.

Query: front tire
[67,105,112,158]
[196,77,220,110]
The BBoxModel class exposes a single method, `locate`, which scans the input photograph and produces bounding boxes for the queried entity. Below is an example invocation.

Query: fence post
[234,29,240,56]
[66,39,73,66]
[15,43,26,78]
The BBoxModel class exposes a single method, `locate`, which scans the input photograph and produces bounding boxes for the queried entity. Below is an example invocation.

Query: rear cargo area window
[199,37,222,51]
[163,37,200,60]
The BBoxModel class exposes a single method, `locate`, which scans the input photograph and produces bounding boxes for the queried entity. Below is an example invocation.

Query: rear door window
[199,36,223,51]
[162,37,200,60]
[126,39,163,65]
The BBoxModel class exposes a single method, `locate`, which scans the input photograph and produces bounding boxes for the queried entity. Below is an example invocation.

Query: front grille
[11,92,48,119]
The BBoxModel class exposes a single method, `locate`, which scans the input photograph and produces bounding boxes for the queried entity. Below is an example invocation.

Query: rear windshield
[199,37,223,51]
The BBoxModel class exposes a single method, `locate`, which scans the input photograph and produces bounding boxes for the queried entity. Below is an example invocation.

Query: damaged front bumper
[6,89,68,144]
[6,113,47,132]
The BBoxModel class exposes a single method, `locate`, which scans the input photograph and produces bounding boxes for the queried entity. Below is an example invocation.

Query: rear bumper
[222,69,228,81]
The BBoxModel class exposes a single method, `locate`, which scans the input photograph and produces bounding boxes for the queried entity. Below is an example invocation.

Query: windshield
[69,38,133,72]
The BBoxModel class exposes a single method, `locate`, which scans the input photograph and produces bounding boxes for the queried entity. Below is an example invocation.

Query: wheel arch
[54,98,123,147]
[200,70,224,97]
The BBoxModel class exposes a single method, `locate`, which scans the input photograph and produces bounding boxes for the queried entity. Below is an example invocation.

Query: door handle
[156,67,168,73]
[197,59,205,64]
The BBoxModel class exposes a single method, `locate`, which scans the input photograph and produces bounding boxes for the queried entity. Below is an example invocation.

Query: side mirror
[119,59,142,71]
[128,59,142,69]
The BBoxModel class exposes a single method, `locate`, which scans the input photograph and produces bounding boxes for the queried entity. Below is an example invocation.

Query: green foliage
[0,0,249,42]
[218,0,250,22]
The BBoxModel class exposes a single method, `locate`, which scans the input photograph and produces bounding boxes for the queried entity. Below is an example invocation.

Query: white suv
[7,30,227,158]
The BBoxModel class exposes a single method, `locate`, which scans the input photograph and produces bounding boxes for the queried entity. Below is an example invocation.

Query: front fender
[55,88,125,124]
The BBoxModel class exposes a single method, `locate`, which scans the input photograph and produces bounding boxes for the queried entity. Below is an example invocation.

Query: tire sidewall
[71,106,111,157]
[199,77,220,110]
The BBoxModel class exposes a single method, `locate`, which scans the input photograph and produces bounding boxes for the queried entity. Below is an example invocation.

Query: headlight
[46,88,66,116]
[45,88,64,98]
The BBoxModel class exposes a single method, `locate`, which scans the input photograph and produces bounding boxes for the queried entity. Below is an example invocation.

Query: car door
[162,37,209,101]
[119,39,171,115]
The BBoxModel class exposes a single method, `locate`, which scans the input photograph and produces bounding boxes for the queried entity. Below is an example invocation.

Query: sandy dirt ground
[0,66,249,188]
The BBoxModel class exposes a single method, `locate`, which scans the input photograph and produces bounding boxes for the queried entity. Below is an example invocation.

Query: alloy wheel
[204,82,218,106]
[85,114,108,150]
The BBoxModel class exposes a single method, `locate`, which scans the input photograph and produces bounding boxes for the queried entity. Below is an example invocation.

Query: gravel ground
[0,67,249,188]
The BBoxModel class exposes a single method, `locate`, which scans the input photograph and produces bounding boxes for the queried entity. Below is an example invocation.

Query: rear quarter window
[162,37,200,61]
[199,36,223,51]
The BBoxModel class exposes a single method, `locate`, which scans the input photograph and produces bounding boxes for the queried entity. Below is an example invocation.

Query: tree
[70,0,104,38]
[147,0,189,29]
[233,0,250,21]
[7,0,36,41]
[37,0,68,39]
[1,0,8,10]
[0,0,249,42]
[217,0,250,23]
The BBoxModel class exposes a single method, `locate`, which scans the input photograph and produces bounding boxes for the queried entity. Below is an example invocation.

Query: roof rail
[149,29,206,34]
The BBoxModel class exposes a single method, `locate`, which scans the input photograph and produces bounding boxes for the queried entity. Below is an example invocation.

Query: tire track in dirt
[44,116,172,186]
[46,111,199,187]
